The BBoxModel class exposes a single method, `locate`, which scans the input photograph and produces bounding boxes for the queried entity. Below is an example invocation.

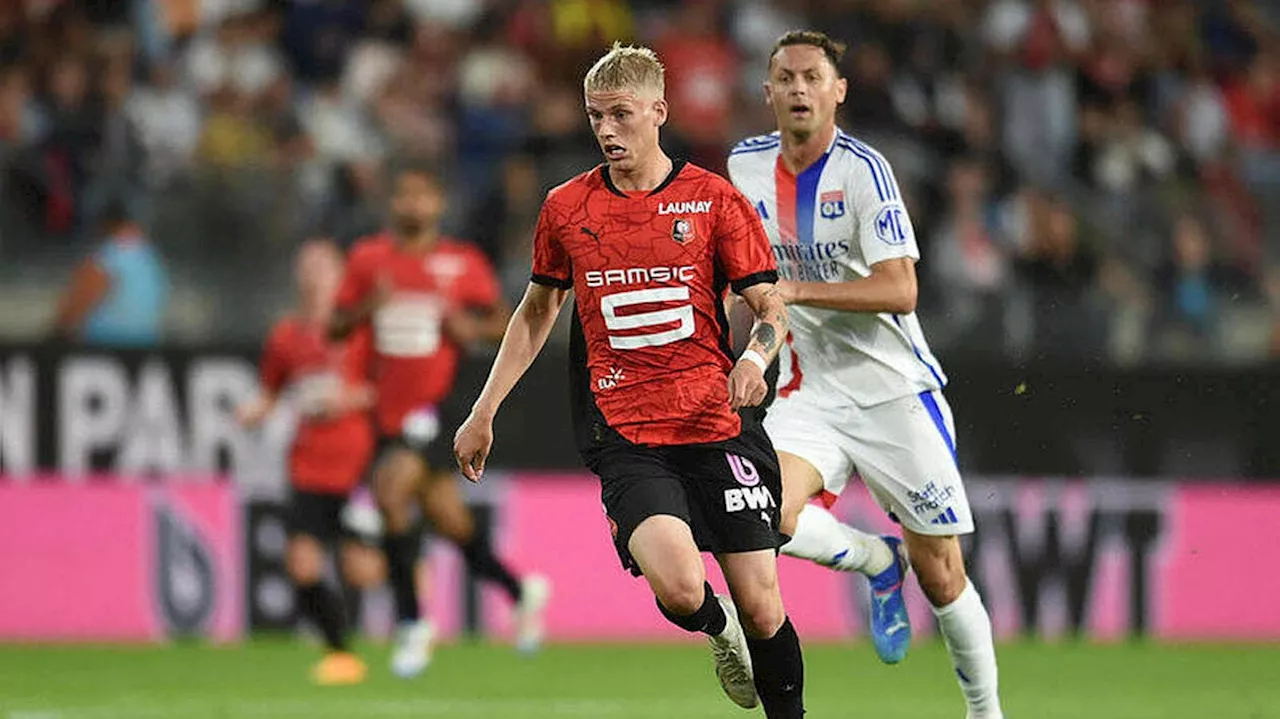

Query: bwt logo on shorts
[724,453,775,513]
[875,205,911,246]
[726,453,760,486]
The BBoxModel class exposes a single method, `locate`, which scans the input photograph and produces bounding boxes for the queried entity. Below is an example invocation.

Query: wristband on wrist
[740,349,768,373]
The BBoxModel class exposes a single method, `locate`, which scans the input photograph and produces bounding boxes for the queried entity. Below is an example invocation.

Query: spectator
[930,159,1011,353]
[197,85,270,170]
[0,0,1270,364]
[655,0,738,171]
[1153,214,1234,357]
[126,59,203,187]
[1014,197,1108,359]
[842,42,908,138]
[87,49,147,222]
[51,201,169,347]
[39,54,98,236]
[986,0,1089,187]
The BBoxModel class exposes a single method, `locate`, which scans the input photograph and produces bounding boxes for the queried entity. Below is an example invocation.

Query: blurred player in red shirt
[331,165,549,677]
[454,44,805,716]
[238,239,382,685]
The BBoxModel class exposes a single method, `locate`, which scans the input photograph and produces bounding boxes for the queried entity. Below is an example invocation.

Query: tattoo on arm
[751,322,778,352]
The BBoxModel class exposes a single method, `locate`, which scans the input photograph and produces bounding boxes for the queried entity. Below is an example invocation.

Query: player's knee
[779,496,805,538]
[735,590,786,638]
[286,537,324,585]
[341,544,385,589]
[917,567,966,607]
[652,573,707,616]
[423,483,475,543]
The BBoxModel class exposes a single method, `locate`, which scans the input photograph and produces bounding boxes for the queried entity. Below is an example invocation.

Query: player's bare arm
[454,282,570,481]
[236,391,278,428]
[53,258,111,339]
[728,283,789,409]
[777,257,917,314]
[329,273,392,339]
[326,382,377,418]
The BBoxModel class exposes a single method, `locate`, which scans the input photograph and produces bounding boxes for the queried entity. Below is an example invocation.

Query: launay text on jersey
[657,201,713,215]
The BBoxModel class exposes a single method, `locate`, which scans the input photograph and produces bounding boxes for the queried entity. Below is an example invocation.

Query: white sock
[781,504,894,575]
[932,578,1003,719]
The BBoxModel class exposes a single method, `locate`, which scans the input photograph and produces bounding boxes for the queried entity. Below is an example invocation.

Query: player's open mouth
[603,144,626,160]
[789,104,812,118]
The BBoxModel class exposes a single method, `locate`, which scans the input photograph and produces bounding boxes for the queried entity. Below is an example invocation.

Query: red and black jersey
[532,161,777,447]
[336,234,501,437]
[260,318,375,494]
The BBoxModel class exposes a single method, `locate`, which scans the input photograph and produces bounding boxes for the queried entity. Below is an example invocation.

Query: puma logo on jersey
[657,200,712,215]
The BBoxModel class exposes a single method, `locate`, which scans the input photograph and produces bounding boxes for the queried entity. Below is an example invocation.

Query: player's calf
[720,550,805,719]
[288,537,350,657]
[629,515,758,708]
[904,529,1003,719]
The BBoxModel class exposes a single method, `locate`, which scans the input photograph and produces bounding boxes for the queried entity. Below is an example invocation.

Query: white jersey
[727,129,945,407]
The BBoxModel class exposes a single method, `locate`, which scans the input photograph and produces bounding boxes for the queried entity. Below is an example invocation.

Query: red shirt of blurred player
[258,242,375,494]
[533,162,776,446]
[336,170,503,437]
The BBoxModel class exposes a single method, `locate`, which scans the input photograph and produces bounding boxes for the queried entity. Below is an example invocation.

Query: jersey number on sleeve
[600,287,694,350]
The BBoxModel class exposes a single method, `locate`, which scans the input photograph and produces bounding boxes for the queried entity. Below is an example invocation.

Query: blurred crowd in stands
[1,0,1279,364]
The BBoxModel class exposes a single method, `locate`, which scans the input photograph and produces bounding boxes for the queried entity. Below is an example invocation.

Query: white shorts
[763,386,974,535]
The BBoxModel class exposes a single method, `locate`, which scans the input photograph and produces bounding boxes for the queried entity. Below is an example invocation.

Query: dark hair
[770,30,848,75]
[97,199,133,232]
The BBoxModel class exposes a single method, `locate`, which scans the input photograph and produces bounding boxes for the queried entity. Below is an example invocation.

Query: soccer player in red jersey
[331,165,549,677]
[238,239,383,685]
[455,44,806,717]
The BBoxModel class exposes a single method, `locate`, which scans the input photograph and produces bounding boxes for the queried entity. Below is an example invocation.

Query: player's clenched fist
[453,412,494,482]
[727,359,768,409]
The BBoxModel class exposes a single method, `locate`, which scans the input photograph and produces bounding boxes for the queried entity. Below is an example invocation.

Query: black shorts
[287,489,352,543]
[377,433,455,474]
[589,420,784,576]
[377,403,457,473]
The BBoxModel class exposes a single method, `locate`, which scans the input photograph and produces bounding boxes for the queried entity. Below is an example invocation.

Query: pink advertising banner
[0,480,242,642]
[434,475,1280,642]
[2,475,1276,642]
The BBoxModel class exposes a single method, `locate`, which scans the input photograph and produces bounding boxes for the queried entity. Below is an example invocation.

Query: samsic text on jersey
[531,161,777,447]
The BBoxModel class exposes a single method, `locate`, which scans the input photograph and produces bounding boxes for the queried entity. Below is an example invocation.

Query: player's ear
[835,77,848,104]
[763,81,775,108]
[653,97,668,128]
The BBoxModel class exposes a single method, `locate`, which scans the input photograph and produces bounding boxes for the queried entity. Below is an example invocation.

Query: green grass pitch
[0,639,1277,718]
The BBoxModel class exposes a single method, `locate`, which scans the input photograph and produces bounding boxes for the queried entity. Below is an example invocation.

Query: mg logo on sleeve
[875,205,911,245]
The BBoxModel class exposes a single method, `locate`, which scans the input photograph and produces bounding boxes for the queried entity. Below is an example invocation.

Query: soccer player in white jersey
[727,31,1003,718]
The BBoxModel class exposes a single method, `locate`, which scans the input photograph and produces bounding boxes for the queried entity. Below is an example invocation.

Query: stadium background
[0,1,1278,717]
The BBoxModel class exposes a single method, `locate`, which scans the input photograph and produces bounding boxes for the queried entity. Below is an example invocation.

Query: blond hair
[583,42,665,97]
